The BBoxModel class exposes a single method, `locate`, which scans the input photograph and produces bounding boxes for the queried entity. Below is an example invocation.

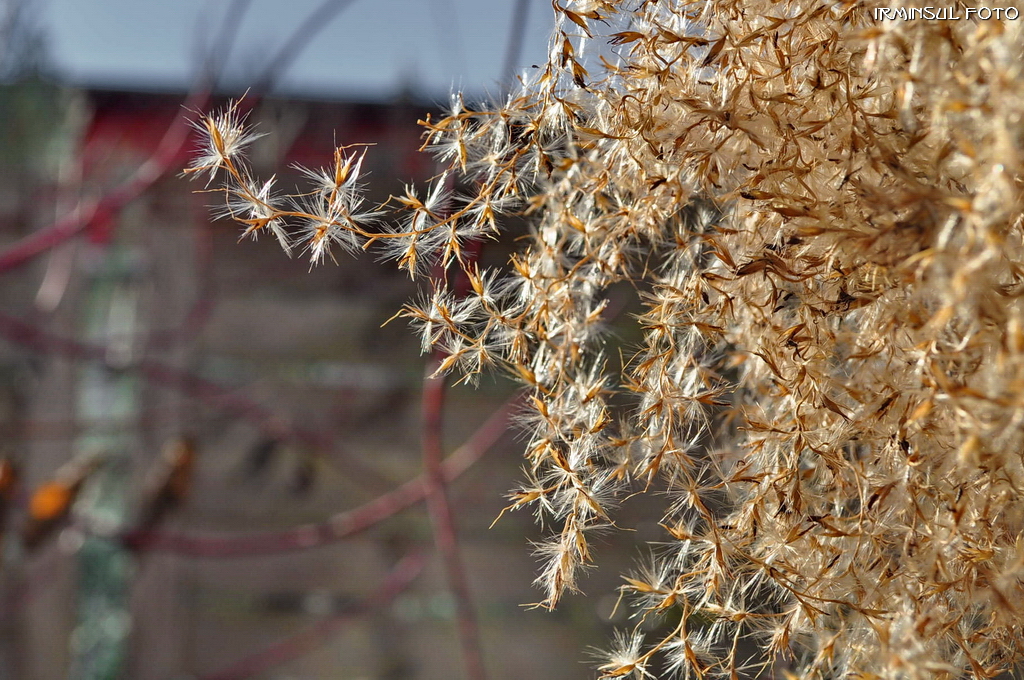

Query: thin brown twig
[198,549,426,680]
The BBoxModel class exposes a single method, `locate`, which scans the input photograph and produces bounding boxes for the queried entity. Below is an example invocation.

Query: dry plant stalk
[188,1,1024,678]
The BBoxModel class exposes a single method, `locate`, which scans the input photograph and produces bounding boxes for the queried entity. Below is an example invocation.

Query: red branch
[198,549,426,680]
[421,362,488,680]
[0,314,516,559]
[127,397,513,556]
[0,88,209,275]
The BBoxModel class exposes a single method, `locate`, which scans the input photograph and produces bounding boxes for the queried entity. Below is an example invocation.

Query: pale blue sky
[36,0,553,102]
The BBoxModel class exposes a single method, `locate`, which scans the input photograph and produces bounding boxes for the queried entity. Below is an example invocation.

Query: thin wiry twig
[416,175,488,680]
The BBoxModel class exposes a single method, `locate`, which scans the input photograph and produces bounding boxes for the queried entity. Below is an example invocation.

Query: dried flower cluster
[189,1,1024,678]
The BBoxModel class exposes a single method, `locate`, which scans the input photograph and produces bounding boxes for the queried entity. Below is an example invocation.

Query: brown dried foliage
[189,1,1024,678]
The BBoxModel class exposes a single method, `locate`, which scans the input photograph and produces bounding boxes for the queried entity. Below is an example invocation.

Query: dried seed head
[189,1,1024,676]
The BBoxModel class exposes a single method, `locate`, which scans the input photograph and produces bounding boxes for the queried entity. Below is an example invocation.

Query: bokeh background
[0,1,664,679]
